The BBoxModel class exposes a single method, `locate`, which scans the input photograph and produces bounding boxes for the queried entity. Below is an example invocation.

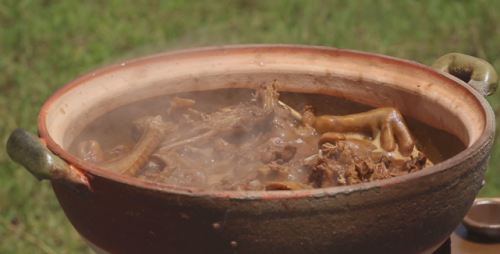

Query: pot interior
[40,45,487,171]
[68,89,465,165]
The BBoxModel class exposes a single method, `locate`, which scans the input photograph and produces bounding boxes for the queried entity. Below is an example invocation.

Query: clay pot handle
[7,128,91,195]
[432,53,499,97]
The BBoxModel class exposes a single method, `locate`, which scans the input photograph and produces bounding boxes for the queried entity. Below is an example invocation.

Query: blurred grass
[1,0,500,253]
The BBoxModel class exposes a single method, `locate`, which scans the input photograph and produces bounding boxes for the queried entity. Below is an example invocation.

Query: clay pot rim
[37,44,495,199]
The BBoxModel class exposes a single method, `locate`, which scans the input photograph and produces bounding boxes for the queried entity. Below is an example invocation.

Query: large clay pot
[7,45,499,254]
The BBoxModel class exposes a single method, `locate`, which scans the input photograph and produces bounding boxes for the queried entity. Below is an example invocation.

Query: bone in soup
[71,82,465,191]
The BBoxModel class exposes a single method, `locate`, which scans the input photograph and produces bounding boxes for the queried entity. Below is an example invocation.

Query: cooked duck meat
[259,137,297,164]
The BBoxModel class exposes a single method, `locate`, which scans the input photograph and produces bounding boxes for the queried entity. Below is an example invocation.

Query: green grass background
[1,0,500,253]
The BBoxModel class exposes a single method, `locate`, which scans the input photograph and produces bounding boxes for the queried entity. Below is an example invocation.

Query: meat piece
[320,142,345,160]
[343,154,428,184]
[321,137,383,164]
[78,116,169,177]
[318,132,346,145]
[132,116,177,142]
[320,141,354,166]
[170,97,196,109]
[254,81,287,116]
[257,162,291,182]
[204,104,273,134]
[302,107,415,157]
[266,182,314,190]
[401,152,428,173]
[167,97,203,124]
[369,162,394,181]
[345,158,377,185]
[307,156,345,188]
[260,137,297,164]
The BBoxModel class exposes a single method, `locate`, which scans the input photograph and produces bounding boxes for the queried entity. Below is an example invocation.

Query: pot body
[32,45,495,254]
[53,152,489,254]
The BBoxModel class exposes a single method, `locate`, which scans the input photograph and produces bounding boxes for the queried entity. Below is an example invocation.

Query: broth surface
[69,86,465,190]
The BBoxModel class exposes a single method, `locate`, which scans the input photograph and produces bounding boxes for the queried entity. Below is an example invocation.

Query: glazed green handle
[7,128,90,193]
[432,53,499,97]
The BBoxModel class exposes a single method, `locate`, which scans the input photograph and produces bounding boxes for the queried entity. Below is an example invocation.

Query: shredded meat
[260,137,297,164]
[76,81,433,190]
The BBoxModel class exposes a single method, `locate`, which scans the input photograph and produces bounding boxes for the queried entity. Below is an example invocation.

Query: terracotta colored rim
[37,44,496,199]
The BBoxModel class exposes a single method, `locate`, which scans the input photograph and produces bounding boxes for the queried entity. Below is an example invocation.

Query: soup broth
[69,85,465,191]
